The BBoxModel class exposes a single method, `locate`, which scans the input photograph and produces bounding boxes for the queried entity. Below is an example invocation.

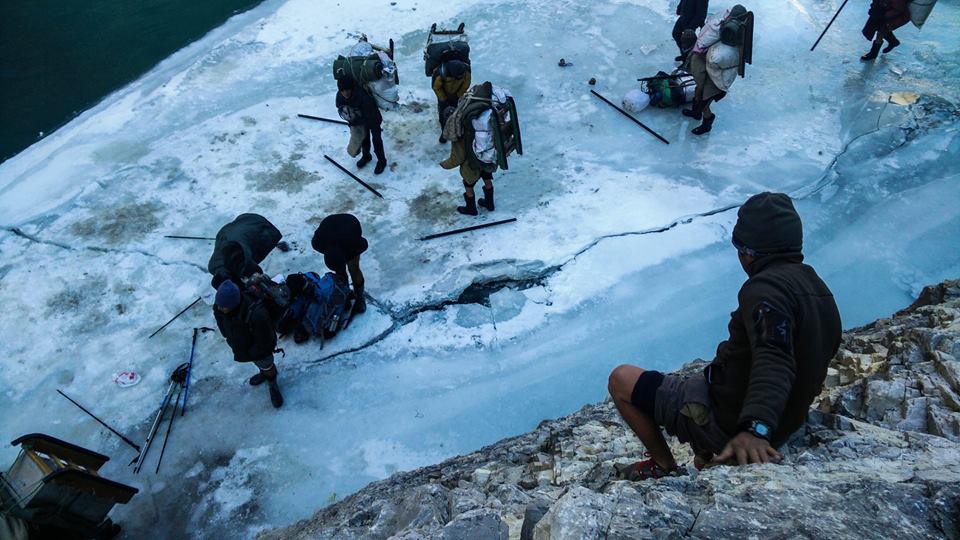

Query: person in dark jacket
[607,192,841,479]
[311,213,369,314]
[337,77,387,175]
[673,0,709,61]
[207,213,282,289]
[213,280,284,408]
[432,59,471,143]
[860,0,910,61]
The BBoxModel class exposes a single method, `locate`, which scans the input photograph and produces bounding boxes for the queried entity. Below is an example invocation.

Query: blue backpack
[282,272,352,346]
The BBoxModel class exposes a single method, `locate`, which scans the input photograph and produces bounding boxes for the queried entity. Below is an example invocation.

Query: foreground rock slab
[261,281,960,540]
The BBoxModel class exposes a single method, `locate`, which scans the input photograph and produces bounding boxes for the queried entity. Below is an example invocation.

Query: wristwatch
[744,420,771,440]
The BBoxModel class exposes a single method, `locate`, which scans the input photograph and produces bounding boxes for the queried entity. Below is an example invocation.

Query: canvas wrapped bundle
[424,22,470,77]
[333,39,401,111]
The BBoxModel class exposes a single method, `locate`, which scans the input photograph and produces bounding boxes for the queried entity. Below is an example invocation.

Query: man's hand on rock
[712,432,783,465]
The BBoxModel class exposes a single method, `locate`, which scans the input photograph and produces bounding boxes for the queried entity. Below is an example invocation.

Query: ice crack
[4,227,207,272]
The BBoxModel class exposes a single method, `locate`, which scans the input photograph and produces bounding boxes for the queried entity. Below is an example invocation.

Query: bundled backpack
[424,22,470,77]
[641,70,696,108]
[243,273,291,327]
[278,272,353,347]
[333,38,400,110]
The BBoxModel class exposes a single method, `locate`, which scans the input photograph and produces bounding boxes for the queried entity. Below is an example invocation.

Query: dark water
[0,0,264,164]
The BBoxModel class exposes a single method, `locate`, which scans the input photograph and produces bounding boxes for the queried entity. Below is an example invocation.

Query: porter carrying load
[424,22,470,77]
[207,213,282,289]
[333,37,400,110]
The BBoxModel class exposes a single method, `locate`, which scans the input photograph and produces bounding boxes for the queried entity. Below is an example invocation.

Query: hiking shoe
[692,114,715,135]
[357,154,373,169]
[439,135,447,144]
[352,295,367,314]
[882,34,900,53]
[374,160,387,175]
[681,106,702,121]
[614,456,680,481]
[674,55,684,62]
[249,372,267,386]
[268,380,284,408]
[861,41,881,61]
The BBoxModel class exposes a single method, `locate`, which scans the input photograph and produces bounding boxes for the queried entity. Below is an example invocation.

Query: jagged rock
[260,280,960,540]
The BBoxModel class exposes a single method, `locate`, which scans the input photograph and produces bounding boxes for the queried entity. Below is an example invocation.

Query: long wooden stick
[149,297,202,339]
[324,155,384,198]
[811,0,850,52]
[420,218,517,241]
[298,114,349,126]
[590,90,670,145]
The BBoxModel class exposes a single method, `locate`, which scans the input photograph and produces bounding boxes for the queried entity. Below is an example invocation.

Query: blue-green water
[0,0,264,164]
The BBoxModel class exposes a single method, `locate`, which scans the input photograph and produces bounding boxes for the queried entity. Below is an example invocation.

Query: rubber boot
[249,364,277,386]
[682,99,703,120]
[478,186,495,212]
[352,285,367,314]
[261,366,283,408]
[861,40,882,61]
[439,135,447,144]
[691,114,715,135]
[374,160,387,175]
[457,193,478,216]
[882,33,900,53]
[357,154,372,169]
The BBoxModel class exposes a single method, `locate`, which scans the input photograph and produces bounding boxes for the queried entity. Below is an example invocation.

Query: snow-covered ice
[1,0,959,538]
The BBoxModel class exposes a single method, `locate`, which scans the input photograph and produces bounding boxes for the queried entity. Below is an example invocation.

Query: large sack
[623,89,651,113]
[471,86,512,165]
[706,42,740,92]
[908,0,938,28]
[367,51,400,110]
[207,214,282,287]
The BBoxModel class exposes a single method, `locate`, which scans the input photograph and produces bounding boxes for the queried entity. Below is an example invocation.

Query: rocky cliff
[261,281,960,540]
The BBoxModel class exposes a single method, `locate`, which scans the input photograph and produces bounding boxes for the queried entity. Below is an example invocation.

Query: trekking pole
[323,155,385,198]
[133,380,178,473]
[56,390,141,453]
[590,90,670,145]
[810,0,850,52]
[181,327,214,416]
[163,235,215,240]
[419,218,517,241]
[149,297,202,339]
[297,114,349,126]
[155,382,184,474]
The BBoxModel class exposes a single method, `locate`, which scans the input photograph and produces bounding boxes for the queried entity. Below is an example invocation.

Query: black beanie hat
[732,192,803,256]
[337,77,356,91]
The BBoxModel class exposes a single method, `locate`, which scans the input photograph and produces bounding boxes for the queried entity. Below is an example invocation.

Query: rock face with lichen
[260,281,960,540]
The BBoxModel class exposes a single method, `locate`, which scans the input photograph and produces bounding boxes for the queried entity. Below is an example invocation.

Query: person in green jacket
[607,192,842,479]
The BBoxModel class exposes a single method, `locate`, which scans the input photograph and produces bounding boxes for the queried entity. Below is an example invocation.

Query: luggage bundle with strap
[333,37,400,110]
[424,22,470,77]
[278,272,354,347]
[461,82,523,171]
[243,273,291,326]
[641,70,696,108]
[706,9,754,91]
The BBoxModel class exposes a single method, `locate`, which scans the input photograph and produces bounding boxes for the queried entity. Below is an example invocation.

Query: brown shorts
[688,53,726,103]
[653,374,731,456]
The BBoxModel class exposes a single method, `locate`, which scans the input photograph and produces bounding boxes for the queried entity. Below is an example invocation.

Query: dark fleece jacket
[705,253,842,446]
[311,214,368,278]
[213,294,277,363]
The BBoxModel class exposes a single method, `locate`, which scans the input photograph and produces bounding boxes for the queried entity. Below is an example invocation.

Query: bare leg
[702,99,714,121]
[608,364,677,470]
[463,179,476,198]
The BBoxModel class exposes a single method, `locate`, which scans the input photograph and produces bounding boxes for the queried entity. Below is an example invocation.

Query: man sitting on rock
[607,192,842,478]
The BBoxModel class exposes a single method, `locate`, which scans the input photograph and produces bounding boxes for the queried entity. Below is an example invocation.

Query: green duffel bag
[333,54,383,84]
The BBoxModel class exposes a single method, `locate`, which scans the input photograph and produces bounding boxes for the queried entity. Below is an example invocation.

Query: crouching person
[214,280,284,408]
[607,192,841,478]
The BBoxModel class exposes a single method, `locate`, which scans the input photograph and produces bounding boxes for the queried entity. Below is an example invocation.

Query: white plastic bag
[622,89,650,113]
[706,42,739,91]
